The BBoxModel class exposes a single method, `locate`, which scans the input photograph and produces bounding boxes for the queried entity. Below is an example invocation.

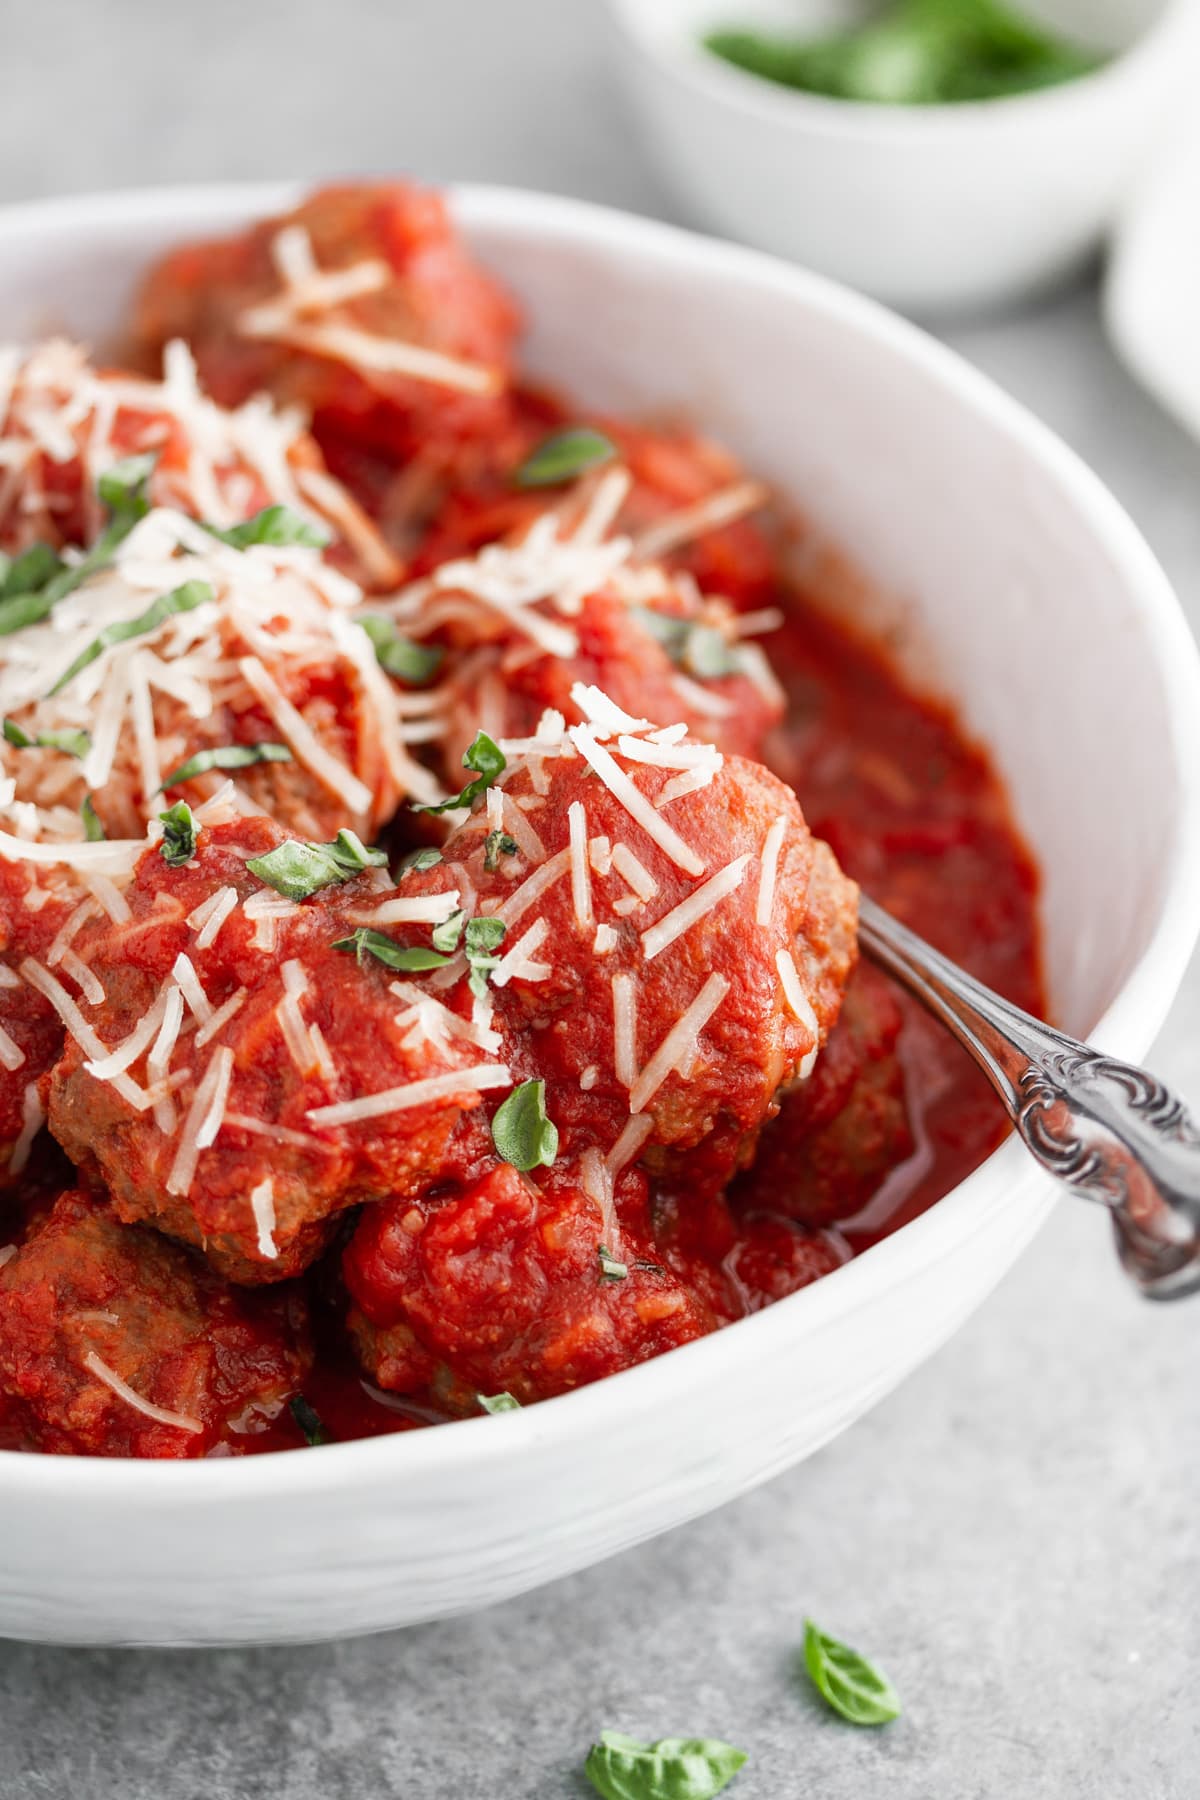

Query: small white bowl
[605,0,1200,315]
[0,183,1197,1645]
[1105,118,1200,440]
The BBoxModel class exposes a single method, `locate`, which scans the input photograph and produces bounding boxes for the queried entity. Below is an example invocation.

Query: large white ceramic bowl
[605,0,1200,315]
[0,184,1197,1646]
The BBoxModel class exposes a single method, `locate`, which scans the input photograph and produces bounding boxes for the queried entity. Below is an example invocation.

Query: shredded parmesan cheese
[628,973,730,1114]
[568,727,704,878]
[81,1350,203,1436]
[10,1082,43,1174]
[612,973,637,1088]
[250,1177,279,1260]
[640,854,750,963]
[606,1110,655,1175]
[567,800,593,927]
[776,949,821,1078]
[166,1044,234,1196]
[756,817,787,927]
[307,1062,511,1128]
[632,480,768,560]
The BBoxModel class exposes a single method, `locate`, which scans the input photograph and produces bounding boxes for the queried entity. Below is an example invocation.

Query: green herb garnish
[246,828,387,901]
[634,608,743,681]
[206,504,330,551]
[490,1077,558,1171]
[704,0,1105,107]
[431,908,466,954]
[80,795,105,841]
[160,742,292,788]
[801,1619,901,1726]
[477,1392,522,1415]
[415,730,506,816]
[464,914,506,1000]
[483,829,518,873]
[584,1731,747,1800]
[598,1245,629,1284]
[358,615,445,686]
[515,426,618,489]
[397,846,443,877]
[0,455,157,640]
[48,578,213,697]
[2,718,90,758]
[289,1394,332,1446]
[158,800,198,868]
[0,543,63,602]
[332,927,451,973]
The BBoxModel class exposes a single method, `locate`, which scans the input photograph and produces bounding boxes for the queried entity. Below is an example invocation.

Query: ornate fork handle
[857,894,1200,1299]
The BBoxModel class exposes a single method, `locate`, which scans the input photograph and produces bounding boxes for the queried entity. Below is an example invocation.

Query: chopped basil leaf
[515,426,618,489]
[158,800,198,868]
[704,2,1104,107]
[0,543,62,600]
[414,730,505,816]
[247,829,387,901]
[96,453,158,517]
[477,1392,522,1415]
[598,1245,628,1284]
[634,607,743,681]
[431,908,465,954]
[80,795,105,842]
[160,742,292,788]
[483,829,518,873]
[0,455,156,639]
[332,928,451,973]
[207,504,330,551]
[289,1394,332,1446]
[802,1619,901,1726]
[491,1078,558,1171]
[584,1731,748,1800]
[397,846,443,877]
[48,578,213,697]
[358,615,445,686]
[2,718,90,757]
[464,913,506,1000]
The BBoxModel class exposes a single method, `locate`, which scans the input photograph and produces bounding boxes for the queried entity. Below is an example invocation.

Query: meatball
[411,413,780,614]
[134,183,521,466]
[737,963,914,1228]
[0,338,399,592]
[345,1157,713,1408]
[430,584,783,775]
[45,817,508,1282]
[0,507,427,844]
[421,689,858,1193]
[0,1189,309,1457]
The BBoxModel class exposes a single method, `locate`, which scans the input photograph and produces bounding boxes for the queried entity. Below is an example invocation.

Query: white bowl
[1105,117,1200,441]
[0,183,1197,1646]
[605,0,1200,315]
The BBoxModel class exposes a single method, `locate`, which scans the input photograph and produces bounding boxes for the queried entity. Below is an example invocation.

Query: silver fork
[857,893,1200,1299]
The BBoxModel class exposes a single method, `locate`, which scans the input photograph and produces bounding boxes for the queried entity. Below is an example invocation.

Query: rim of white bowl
[605,0,1200,140]
[0,180,1197,1500]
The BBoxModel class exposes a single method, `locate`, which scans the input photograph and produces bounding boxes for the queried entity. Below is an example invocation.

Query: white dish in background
[605,0,1200,316]
[1106,121,1200,440]
[0,183,1198,1646]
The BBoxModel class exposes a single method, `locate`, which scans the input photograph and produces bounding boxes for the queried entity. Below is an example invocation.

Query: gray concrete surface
[1,2,1198,1795]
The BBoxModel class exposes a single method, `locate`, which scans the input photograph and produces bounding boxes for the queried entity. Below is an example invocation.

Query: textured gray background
[1,2,1199,1796]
